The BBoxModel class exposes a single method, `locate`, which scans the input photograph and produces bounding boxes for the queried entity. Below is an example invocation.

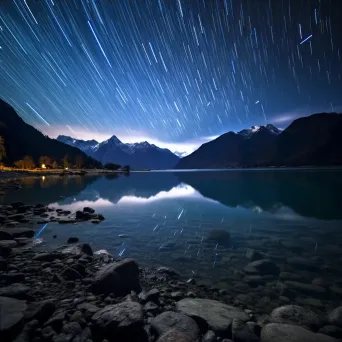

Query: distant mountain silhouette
[176,170,342,220]
[176,114,342,168]
[57,135,180,169]
[0,99,101,168]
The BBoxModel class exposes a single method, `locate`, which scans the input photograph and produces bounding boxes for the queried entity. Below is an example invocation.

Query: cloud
[36,124,217,155]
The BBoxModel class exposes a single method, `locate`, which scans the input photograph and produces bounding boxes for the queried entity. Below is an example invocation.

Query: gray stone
[244,259,279,276]
[92,258,141,296]
[146,288,160,303]
[176,298,249,334]
[0,283,30,299]
[61,267,82,280]
[24,300,55,323]
[244,275,274,285]
[232,318,260,342]
[1,228,34,238]
[0,296,27,340]
[151,311,200,341]
[286,257,319,271]
[0,230,13,240]
[144,301,159,314]
[91,301,144,340]
[279,272,308,282]
[77,302,100,314]
[62,322,83,336]
[329,307,342,327]
[284,281,326,295]
[261,323,338,342]
[246,249,267,261]
[157,329,194,342]
[205,229,231,247]
[319,325,342,339]
[157,267,180,277]
[202,330,216,342]
[33,252,61,262]
[270,305,322,330]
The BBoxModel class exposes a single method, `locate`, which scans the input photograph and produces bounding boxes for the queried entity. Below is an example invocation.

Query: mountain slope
[176,115,342,169]
[0,99,101,167]
[57,135,180,169]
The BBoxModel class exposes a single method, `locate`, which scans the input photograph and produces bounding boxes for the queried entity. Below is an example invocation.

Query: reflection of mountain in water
[60,172,180,205]
[1,176,99,205]
[176,170,342,220]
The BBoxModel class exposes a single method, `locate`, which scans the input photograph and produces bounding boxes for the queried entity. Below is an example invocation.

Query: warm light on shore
[41,164,46,169]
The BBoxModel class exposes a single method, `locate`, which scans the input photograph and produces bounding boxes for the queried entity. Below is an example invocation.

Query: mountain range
[176,113,342,169]
[57,135,179,169]
[0,99,101,168]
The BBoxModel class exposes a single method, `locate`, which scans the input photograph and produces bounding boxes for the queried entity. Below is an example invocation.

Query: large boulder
[1,228,34,238]
[232,318,260,342]
[91,301,144,341]
[0,240,17,257]
[261,323,338,342]
[151,311,200,341]
[244,259,279,276]
[156,329,194,342]
[270,305,323,330]
[0,283,30,299]
[284,281,326,296]
[0,296,27,341]
[176,298,249,335]
[24,300,55,323]
[92,259,141,296]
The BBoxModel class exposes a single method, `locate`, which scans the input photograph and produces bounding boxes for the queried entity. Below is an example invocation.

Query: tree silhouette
[62,154,69,168]
[39,155,52,167]
[75,155,84,168]
[0,136,6,162]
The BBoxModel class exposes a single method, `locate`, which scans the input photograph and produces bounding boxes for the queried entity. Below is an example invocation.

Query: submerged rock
[176,298,249,334]
[270,305,323,330]
[156,329,194,342]
[329,307,342,327]
[205,229,231,247]
[244,259,280,276]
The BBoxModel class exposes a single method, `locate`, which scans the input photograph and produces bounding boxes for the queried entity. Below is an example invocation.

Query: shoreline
[0,201,342,341]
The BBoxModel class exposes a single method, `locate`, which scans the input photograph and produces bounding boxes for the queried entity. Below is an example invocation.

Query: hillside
[0,99,101,168]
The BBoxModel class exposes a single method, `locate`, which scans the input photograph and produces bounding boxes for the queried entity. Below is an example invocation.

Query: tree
[123,165,131,173]
[75,155,84,169]
[104,163,121,170]
[39,156,52,167]
[23,155,35,169]
[62,154,69,169]
[52,161,58,169]
[14,156,35,169]
[0,137,6,162]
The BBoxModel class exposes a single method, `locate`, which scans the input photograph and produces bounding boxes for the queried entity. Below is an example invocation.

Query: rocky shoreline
[1,240,342,342]
[1,182,342,341]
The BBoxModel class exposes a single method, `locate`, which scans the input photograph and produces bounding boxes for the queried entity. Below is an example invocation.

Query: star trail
[0,0,341,152]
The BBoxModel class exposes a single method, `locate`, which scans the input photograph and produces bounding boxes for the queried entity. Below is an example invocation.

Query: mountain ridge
[176,113,342,169]
[57,134,179,169]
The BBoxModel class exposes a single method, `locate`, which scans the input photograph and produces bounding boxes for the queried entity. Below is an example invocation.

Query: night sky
[0,0,341,153]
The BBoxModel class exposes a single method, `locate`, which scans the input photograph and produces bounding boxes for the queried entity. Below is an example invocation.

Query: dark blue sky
[0,0,341,153]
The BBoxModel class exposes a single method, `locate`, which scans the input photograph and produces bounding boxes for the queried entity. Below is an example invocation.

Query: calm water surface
[2,169,342,290]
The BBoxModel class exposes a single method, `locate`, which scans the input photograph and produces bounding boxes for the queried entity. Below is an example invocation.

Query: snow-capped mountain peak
[238,124,282,138]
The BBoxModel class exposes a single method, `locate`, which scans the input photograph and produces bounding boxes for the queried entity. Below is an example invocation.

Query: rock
[43,311,66,330]
[261,323,338,342]
[284,281,326,295]
[73,327,92,342]
[92,258,141,296]
[33,252,61,262]
[146,288,160,303]
[76,211,92,221]
[80,243,93,256]
[232,318,260,342]
[77,302,100,314]
[59,243,93,256]
[202,330,216,342]
[11,202,25,209]
[24,299,55,323]
[176,298,249,334]
[0,230,13,240]
[329,307,342,327]
[2,228,34,238]
[151,311,200,341]
[67,237,79,244]
[0,240,17,257]
[61,267,83,280]
[144,301,159,314]
[205,229,231,247]
[91,301,144,340]
[244,275,275,285]
[286,257,319,271]
[246,249,267,261]
[0,283,30,299]
[157,329,194,342]
[157,267,180,277]
[62,322,83,336]
[0,296,27,341]
[83,207,95,214]
[330,287,342,296]
[319,325,342,339]
[244,259,279,276]
[279,272,307,282]
[0,272,25,284]
[0,256,6,270]
[270,305,322,330]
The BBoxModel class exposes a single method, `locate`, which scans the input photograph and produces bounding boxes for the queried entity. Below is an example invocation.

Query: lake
[2,169,342,297]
